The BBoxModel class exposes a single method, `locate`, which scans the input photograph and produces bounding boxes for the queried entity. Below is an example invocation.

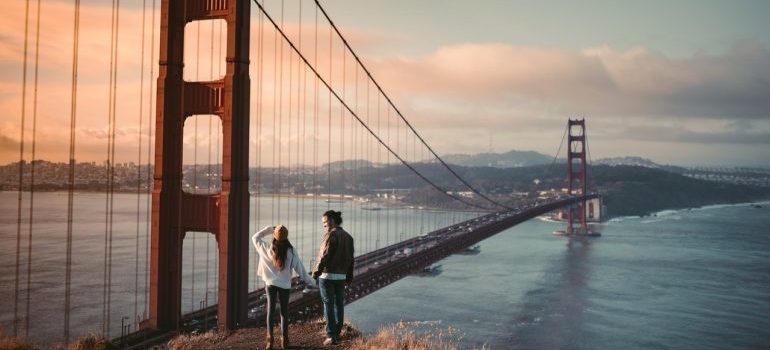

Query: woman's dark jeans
[266,285,290,338]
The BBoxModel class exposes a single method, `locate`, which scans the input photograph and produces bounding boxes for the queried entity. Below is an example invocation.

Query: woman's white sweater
[251,226,316,289]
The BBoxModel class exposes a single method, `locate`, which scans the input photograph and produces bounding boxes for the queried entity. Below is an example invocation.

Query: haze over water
[347,203,770,349]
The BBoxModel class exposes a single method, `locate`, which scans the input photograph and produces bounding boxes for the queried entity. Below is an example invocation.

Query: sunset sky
[1,0,769,167]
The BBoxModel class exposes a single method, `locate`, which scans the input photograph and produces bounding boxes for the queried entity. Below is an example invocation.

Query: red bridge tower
[566,119,590,235]
[148,0,251,331]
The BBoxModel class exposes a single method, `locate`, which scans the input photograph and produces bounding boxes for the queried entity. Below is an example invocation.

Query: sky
[1,0,769,167]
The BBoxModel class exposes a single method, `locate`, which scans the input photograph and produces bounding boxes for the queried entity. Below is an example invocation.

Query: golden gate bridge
[2,0,599,346]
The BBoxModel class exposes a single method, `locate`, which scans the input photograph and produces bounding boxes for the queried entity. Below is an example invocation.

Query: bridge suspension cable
[254,3,265,291]
[64,0,82,344]
[3,1,501,343]
[584,122,594,192]
[252,0,496,211]
[144,0,157,328]
[313,0,510,211]
[13,0,31,338]
[189,20,200,316]
[102,0,121,337]
[133,0,148,332]
[551,122,568,167]
[24,0,42,337]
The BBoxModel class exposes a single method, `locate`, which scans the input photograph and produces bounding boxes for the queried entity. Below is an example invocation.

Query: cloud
[608,125,770,145]
[0,134,19,152]
[366,42,770,121]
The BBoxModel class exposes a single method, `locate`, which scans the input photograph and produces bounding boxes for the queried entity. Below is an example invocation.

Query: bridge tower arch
[566,119,588,234]
[148,0,250,331]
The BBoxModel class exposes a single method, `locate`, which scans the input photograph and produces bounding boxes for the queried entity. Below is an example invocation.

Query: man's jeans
[319,278,346,338]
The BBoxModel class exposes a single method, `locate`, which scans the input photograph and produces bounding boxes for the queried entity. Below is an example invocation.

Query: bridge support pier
[148,0,250,332]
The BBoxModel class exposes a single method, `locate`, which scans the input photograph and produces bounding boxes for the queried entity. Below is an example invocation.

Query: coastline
[606,199,770,223]
[5,189,766,218]
[0,189,486,213]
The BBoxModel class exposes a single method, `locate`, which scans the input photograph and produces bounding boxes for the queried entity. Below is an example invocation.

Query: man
[312,210,354,346]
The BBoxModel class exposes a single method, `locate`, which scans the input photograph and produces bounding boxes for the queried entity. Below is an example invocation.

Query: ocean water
[346,202,770,350]
[0,191,475,345]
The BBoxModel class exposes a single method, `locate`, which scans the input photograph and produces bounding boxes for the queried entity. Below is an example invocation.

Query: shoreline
[606,199,770,223]
[0,190,487,214]
[4,190,767,217]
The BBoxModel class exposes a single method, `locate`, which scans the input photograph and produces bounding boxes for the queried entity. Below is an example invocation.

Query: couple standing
[251,210,354,349]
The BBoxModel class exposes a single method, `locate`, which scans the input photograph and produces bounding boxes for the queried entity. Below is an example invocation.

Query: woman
[252,224,316,350]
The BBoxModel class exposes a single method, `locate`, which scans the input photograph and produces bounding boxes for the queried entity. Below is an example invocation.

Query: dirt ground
[163,319,360,350]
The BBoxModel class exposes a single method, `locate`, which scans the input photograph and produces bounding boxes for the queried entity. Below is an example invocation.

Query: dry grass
[0,337,36,350]
[1,320,489,350]
[0,329,118,350]
[165,331,230,350]
[65,335,116,350]
[0,327,36,350]
[350,321,487,350]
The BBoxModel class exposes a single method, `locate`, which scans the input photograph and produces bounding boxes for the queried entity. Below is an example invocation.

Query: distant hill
[3,160,769,218]
[324,159,374,171]
[586,165,770,217]
[442,150,552,168]
[594,156,662,168]
[342,162,770,218]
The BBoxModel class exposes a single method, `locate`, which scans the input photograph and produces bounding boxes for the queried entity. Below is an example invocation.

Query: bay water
[0,191,472,345]
[2,191,768,349]
[346,202,770,349]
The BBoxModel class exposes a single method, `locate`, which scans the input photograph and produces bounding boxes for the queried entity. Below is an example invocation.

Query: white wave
[645,200,770,218]
[537,215,562,223]
[695,200,770,211]
[641,215,681,224]
[606,216,641,224]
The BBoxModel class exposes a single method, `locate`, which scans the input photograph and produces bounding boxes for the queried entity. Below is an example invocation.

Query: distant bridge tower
[148,0,250,332]
[566,119,588,234]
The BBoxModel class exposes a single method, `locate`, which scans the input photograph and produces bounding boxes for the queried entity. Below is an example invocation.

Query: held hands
[311,270,322,280]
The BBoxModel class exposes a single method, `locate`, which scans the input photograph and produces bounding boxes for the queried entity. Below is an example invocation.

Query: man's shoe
[322,337,335,346]
[265,333,274,350]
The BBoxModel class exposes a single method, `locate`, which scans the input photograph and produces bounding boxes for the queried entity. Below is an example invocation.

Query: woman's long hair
[271,239,294,270]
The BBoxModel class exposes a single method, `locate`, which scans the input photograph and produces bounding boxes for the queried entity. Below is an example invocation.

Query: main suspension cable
[313,0,508,210]
[551,123,568,167]
[253,0,494,211]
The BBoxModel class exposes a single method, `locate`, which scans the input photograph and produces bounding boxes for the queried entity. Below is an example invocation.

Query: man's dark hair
[323,210,343,225]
